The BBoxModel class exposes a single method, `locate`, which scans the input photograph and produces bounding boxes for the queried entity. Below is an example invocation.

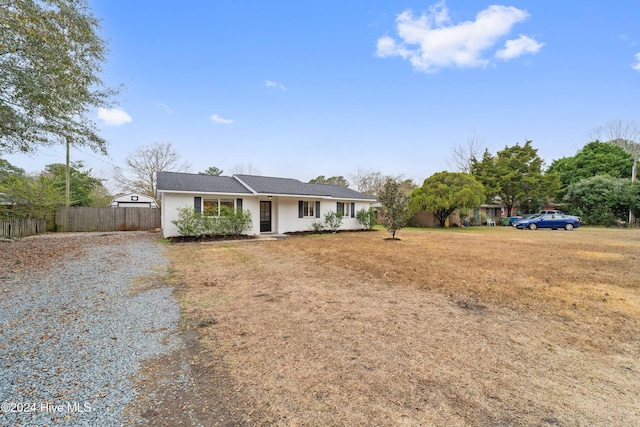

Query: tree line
[2,134,639,230]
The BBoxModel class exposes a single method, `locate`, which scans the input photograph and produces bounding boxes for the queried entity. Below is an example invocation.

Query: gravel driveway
[0,232,180,426]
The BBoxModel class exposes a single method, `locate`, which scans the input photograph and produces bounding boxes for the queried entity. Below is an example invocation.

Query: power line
[72,146,119,169]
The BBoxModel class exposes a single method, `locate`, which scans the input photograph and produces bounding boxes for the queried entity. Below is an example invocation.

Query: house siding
[160,193,261,237]
[157,172,375,237]
[162,193,195,237]
[274,199,370,233]
[161,193,372,237]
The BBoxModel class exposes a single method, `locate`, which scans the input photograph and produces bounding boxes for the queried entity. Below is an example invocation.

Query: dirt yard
[3,228,638,426]
[168,227,640,426]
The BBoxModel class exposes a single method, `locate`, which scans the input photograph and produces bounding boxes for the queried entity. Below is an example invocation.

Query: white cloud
[375,2,543,72]
[632,53,640,71]
[619,34,637,47]
[265,80,287,90]
[496,35,545,60]
[429,1,450,26]
[210,114,234,124]
[157,102,173,114]
[97,107,132,126]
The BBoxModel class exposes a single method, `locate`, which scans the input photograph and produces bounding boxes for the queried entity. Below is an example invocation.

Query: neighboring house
[0,192,14,217]
[109,193,159,208]
[413,203,507,227]
[414,209,463,227]
[475,203,506,225]
[156,172,376,237]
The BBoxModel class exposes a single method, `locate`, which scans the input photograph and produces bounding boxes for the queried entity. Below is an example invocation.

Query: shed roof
[111,193,158,203]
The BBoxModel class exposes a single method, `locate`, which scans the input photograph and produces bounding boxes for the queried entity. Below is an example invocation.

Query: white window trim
[203,198,235,217]
[302,200,315,218]
[337,201,350,217]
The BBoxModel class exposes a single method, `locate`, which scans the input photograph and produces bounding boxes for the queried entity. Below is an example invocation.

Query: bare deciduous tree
[349,167,416,197]
[114,142,190,198]
[589,120,640,153]
[447,130,487,173]
[230,163,261,175]
[349,167,385,197]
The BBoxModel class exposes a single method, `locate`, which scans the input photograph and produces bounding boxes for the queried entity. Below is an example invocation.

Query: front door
[260,201,272,232]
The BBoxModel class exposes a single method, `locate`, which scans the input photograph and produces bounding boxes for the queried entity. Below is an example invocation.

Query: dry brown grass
[168,227,640,426]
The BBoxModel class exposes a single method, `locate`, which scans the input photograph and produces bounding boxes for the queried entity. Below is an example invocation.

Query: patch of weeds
[128,273,168,295]
[454,295,487,312]
[197,318,218,328]
[196,294,230,308]
[223,245,254,264]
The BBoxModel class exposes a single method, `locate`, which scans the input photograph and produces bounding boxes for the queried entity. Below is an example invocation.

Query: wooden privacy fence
[56,207,161,232]
[1,218,47,238]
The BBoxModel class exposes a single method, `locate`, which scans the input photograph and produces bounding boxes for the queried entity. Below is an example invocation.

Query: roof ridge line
[232,175,258,195]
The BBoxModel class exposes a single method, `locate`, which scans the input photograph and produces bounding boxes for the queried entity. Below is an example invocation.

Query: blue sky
[6,0,640,190]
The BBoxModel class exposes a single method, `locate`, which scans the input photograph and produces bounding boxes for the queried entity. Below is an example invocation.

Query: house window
[220,199,234,215]
[203,198,235,216]
[299,200,321,218]
[302,201,314,217]
[203,199,216,216]
[337,202,349,217]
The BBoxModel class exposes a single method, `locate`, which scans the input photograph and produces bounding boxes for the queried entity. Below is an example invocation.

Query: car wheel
[528,223,537,230]
[565,223,574,231]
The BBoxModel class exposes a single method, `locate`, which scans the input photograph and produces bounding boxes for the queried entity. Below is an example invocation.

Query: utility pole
[66,137,70,207]
[630,157,637,226]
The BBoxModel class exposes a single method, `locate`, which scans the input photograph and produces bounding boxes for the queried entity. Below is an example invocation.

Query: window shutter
[315,201,320,218]
[194,197,202,213]
[351,202,355,218]
[337,202,341,214]
[236,198,243,213]
[298,201,303,218]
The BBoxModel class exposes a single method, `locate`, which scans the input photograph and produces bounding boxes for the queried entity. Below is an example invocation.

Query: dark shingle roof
[156,172,252,194]
[157,171,375,200]
[234,174,375,200]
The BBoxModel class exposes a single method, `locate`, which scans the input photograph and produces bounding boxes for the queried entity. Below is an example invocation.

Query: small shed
[109,193,159,208]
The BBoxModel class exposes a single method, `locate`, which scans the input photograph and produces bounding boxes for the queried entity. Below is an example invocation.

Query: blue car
[515,213,581,231]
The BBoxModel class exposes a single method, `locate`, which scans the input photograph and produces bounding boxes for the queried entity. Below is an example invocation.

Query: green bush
[219,206,253,236]
[171,206,253,237]
[356,207,376,230]
[172,206,205,237]
[309,221,324,233]
[324,211,343,233]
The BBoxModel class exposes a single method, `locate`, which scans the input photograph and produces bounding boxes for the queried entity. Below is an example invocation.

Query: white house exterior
[156,172,376,237]
[109,193,159,208]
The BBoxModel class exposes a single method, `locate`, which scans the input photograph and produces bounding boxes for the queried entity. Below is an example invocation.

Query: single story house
[156,171,376,237]
[413,203,507,228]
[109,193,159,208]
[414,209,463,228]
